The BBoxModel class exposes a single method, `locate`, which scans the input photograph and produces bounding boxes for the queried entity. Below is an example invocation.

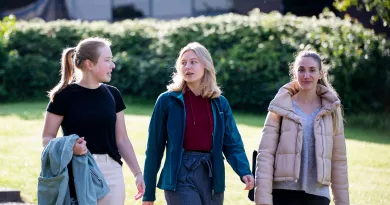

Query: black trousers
[273,189,330,205]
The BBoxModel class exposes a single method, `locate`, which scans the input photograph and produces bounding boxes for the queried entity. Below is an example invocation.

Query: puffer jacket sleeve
[254,111,281,205]
[331,108,350,205]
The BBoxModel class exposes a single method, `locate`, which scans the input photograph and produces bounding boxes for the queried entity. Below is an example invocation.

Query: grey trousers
[164,151,224,205]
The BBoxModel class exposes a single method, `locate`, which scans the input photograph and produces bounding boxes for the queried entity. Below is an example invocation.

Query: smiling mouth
[185,73,194,76]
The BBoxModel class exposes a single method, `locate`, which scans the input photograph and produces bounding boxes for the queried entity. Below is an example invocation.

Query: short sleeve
[108,86,126,113]
[46,91,67,116]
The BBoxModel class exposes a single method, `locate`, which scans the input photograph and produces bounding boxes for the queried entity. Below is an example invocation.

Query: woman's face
[181,50,206,86]
[91,45,115,83]
[295,57,322,91]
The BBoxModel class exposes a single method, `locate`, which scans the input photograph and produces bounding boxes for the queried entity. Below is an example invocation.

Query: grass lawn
[0,98,389,205]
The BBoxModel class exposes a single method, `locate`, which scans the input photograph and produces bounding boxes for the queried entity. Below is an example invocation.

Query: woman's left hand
[134,172,145,200]
[242,174,255,190]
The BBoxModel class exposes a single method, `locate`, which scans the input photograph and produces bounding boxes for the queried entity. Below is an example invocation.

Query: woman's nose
[184,64,191,70]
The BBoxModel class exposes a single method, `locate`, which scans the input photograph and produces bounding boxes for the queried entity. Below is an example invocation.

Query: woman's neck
[77,77,100,89]
[186,82,201,96]
[295,89,320,104]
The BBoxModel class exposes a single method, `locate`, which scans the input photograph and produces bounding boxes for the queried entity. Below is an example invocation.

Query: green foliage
[334,0,390,26]
[0,15,16,43]
[0,15,16,98]
[0,10,389,114]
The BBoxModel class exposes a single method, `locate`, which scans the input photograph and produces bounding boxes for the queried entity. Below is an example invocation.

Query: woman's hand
[134,172,145,200]
[73,137,87,155]
[242,174,255,190]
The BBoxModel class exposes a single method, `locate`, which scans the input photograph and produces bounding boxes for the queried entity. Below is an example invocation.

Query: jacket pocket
[38,174,67,205]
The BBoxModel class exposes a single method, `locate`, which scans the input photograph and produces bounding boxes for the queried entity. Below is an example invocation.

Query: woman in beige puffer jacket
[254,51,349,205]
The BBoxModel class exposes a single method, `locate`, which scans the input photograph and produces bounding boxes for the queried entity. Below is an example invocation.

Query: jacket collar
[168,90,184,103]
[268,81,340,122]
[167,90,220,104]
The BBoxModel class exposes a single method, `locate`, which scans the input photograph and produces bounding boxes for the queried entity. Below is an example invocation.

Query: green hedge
[1,10,389,114]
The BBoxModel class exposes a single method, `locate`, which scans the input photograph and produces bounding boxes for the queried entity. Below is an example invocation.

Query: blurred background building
[0,0,388,36]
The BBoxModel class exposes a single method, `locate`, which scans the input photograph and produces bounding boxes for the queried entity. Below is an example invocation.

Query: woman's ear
[319,70,324,79]
[84,59,94,71]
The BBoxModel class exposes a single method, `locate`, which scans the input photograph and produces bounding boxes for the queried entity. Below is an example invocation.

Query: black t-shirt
[47,83,126,165]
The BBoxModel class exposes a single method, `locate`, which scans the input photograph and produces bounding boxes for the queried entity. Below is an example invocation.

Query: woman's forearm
[42,136,55,147]
[117,137,142,176]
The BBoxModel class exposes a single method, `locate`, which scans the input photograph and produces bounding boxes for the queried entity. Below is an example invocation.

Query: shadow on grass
[123,96,155,116]
[344,113,390,144]
[0,96,156,120]
[344,127,390,144]
[0,101,46,120]
[1,96,389,144]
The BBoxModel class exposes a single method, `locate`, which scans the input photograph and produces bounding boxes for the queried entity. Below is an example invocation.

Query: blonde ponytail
[48,47,75,101]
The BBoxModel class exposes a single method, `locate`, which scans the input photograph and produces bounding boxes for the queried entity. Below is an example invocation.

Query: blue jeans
[164,151,224,205]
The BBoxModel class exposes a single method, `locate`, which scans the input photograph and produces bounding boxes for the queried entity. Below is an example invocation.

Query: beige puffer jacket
[254,82,349,205]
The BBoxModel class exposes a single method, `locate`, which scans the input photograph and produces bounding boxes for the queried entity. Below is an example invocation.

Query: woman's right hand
[134,173,145,200]
[142,202,153,205]
[73,137,87,155]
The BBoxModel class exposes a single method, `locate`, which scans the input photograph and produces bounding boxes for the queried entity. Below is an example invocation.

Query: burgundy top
[183,89,214,152]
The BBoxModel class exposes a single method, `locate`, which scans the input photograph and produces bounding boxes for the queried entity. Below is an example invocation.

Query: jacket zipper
[319,117,326,183]
[90,168,102,182]
[210,100,216,197]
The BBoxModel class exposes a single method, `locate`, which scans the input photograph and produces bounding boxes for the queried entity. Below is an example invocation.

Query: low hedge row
[0,10,389,113]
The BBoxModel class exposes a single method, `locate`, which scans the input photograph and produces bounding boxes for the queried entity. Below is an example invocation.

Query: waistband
[183,150,212,158]
[92,154,115,162]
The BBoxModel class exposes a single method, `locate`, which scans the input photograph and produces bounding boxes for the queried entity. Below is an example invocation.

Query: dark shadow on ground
[1,96,389,144]
[0,101,46,120]
[344,127,390,144]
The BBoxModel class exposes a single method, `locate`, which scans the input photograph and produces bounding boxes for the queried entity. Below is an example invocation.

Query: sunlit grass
[0,99,389,205]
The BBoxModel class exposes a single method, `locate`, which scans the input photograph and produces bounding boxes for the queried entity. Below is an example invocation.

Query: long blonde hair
[290,50,344,134]
[167,42,222,98]
[48,37,111,101]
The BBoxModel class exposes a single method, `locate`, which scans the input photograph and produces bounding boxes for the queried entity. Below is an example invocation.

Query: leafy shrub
[1,10,389,114]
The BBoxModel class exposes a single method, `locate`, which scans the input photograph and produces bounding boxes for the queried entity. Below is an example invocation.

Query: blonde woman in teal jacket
[143,42,254,205]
